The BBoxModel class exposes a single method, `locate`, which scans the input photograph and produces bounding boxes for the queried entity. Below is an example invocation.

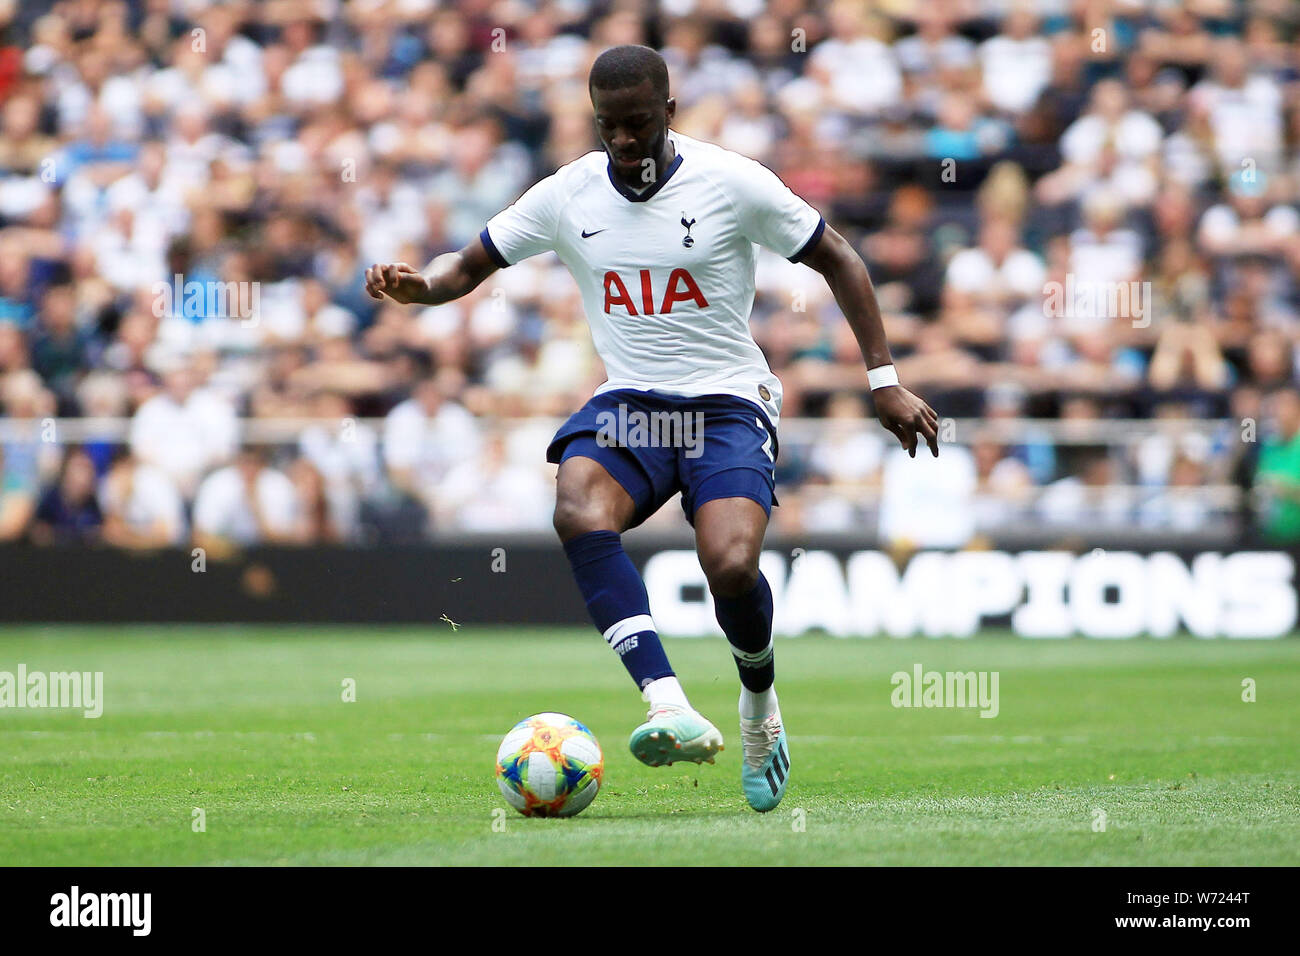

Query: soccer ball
[494,713,604,817]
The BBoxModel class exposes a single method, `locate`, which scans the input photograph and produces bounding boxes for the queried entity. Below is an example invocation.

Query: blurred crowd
[2,0,1300,546]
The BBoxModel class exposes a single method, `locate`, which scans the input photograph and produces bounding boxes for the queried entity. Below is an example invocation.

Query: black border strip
[788,216,826,263]
[479,227,509,268]
[606,151,684,203]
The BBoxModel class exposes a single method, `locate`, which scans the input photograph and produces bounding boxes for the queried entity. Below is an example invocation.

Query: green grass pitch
[1,626,1297,866]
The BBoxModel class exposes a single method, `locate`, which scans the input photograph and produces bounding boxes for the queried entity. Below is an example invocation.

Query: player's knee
[702,549,759,598]
[551,498,585,540]
[552,496,614,542]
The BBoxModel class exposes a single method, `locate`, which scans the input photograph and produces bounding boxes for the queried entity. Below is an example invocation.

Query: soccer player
[366,45,938,812]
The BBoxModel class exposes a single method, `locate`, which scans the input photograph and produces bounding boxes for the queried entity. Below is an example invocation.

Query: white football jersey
[481,131,825,426]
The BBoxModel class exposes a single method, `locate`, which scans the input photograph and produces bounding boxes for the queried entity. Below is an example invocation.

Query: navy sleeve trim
[788,216,826,263]
[479,227,510,269]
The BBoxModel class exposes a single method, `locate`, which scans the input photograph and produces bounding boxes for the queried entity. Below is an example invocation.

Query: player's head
[588,45,675,186]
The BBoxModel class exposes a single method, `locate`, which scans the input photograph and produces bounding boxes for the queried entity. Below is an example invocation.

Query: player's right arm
[364,237,499,305]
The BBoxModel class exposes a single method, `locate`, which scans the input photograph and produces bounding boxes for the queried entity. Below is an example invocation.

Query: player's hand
[874,385,939,458]
[365,262,430,304]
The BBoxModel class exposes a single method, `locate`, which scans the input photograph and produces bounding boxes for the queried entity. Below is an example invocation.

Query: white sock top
[644,675,690,710]
[739,685,778,720]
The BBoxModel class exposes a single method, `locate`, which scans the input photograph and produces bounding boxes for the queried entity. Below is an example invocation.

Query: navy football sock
[562,530,674,690]
[714,573,775,693]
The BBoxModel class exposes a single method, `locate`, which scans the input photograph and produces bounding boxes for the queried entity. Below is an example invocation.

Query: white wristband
[868,364,899,390]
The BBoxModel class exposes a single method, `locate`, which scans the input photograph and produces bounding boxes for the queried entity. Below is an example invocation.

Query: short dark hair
[588,45,669,101]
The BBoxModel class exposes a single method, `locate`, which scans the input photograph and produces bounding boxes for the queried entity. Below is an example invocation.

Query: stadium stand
[1,0,1298,547]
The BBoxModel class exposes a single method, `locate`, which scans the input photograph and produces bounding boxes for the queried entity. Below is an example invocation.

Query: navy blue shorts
[546,389,780,528]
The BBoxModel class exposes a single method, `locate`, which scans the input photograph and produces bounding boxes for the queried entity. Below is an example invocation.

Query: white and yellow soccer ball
[494,713,604,817]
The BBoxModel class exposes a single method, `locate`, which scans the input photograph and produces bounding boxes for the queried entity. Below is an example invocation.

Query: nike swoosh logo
[581,229,606,238]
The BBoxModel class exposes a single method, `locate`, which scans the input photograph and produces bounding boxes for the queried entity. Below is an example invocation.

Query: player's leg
[694,494,775,710]
[693,493,788,810]
[554,451,669,692]
[696,494,785,816]
[553,447,723,766]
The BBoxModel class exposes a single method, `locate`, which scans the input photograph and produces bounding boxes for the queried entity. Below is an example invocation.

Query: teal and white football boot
[628,705,724,767]
[740,707,789,812]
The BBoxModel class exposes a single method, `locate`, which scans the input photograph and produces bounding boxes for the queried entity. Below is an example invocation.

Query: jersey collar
[605,136,684,203]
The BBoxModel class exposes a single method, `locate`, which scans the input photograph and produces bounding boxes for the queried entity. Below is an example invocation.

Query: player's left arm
[802,225,939,458]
